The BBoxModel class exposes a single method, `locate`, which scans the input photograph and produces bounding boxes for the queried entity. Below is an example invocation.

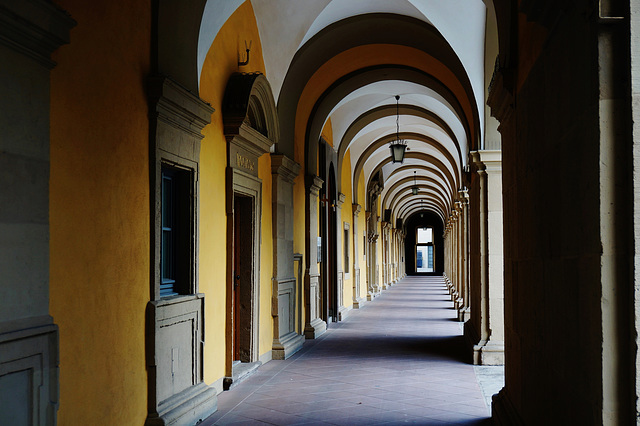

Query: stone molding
[0,0,76,69]
[147,75,216,424]
[352,203,362,216]
[271,154,300,184]
[0,323,59,425]
[487,62,515,127]
[150,76,214,142]
[471,150,502,174]
[145,295,217,425]
[306,175,324,196]
[222,73,279,151]
[336,192,346,208]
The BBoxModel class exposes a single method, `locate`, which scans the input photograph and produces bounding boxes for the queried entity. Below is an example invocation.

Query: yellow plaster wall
[198,0,270,384]
[321,119,334,148]
[340,149,353,308]
[258,154,274,355]
[357,170,367,298]
[49,0,150,423]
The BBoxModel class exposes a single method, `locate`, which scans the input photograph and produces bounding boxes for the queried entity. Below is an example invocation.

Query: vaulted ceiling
[197,0,496,223]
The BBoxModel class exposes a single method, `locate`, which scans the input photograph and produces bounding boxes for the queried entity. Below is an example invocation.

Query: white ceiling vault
[198,0,490,223]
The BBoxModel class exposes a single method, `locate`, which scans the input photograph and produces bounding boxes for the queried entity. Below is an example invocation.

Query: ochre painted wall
[198,1,271,385]
[340,149,353,308]
[49,0,150,423]
[357,169,367,298]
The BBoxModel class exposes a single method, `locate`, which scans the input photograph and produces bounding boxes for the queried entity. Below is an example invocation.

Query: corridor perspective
[202,276,492,426]
[2,1,640,425]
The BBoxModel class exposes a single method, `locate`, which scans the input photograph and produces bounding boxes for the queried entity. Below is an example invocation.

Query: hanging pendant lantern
[389,95,407,163]
[411,170,419,195]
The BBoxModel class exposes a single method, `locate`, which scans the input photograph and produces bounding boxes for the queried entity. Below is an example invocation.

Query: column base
[338,305,351,321]
[145,382,217,426]
[223,361,262,390]
[304,318,327,339]
[473,340,504,365]
[273,331,304,360]
[492,388,523,425]
[457,307,470,322]
[367,290,380,301]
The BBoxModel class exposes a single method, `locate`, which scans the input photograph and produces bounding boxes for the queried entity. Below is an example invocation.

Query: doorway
[233,193,254,363]
[320,152,339,324]
[416,227,434,273]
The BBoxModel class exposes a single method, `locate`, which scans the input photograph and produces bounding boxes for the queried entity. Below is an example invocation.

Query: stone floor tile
[201,276,498,426]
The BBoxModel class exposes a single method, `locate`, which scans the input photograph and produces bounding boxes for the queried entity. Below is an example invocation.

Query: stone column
[304,175,327,338]
[352,203,362,308]
[0,3,75,423]
[336,192,348,320]
[455,202,464,310]
[381,222,390,290]
[470,150,504,365]
[458,190,471,321]
[271,155,305,358]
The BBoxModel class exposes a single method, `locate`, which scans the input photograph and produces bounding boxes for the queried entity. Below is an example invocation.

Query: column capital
[352,203,362,216]
[470,150,502,174]
[306,174,323,196]
[271,154,300,183]
[0,0,76,69]
[336,192,346,209]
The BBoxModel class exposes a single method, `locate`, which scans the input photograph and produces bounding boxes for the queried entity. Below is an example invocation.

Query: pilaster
[458,190,471,322]
[304,175,326,338]
[335,192,349,320]
[0,2,75,423]
[467,150,504,365]
[352,203,363,308]
[271,154,304,359]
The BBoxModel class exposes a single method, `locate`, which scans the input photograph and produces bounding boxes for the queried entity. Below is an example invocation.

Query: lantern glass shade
[390,143,406,163]
[412,186,418,195]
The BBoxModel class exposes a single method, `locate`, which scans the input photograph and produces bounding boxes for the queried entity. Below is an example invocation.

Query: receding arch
[359,152,458,207]
[381,164,454,204]
[351,131,461,199]
[336,103,464,169]
[304,65,473,179]
[278,12,480,163]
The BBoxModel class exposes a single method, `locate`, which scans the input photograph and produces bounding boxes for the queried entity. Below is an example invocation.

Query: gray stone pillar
[304,175,326,338]
[271,154,305,359]
[335,192,348,320]
[352,204,362,308]
[458,190,471,321]
[0,3,75,424]
[470,150,504,365]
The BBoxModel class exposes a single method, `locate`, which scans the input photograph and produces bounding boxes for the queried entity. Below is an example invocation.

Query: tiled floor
[200,276,493,425]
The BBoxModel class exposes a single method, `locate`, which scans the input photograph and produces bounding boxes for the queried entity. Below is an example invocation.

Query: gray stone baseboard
[272,331,304,360]
[457,307,470,322]
[338,305,351,321]
[0,321,59,426]
[304,318,327,339]
[224,361,262,390]
[145,382,217,426]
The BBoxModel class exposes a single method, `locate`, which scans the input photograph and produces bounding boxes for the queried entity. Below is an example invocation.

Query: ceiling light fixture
[389,95,406,163]
[412,170,419,195]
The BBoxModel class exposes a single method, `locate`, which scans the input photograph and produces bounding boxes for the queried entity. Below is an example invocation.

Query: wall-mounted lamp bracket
[238,40,252,66]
